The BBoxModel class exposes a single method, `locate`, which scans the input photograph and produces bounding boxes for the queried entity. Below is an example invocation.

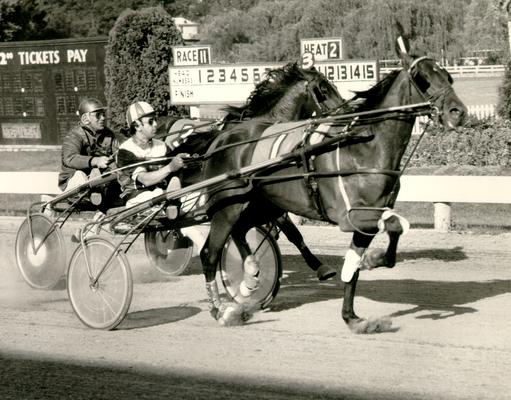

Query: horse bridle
[407,56,455,119]
[302,71,341,116]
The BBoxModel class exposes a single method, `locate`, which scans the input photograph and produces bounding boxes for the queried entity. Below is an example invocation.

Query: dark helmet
[78,98,106,116]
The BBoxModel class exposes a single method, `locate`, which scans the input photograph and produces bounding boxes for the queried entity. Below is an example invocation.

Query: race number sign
[300,37,343,62]
[169,63,282,104]
[172,45,211,66]
[314,60,379,99]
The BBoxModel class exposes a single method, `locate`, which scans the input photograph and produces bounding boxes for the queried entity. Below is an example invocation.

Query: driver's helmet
[78,98,106,116]
[126,101,155,126]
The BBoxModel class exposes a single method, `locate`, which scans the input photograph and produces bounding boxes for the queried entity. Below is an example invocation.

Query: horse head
[224,63,344,122]
[397,40,467,130]
[297,66,345,117]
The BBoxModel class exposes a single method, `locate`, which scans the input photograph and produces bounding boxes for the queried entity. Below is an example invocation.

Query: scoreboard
[169,60,379,105]
[0,37,107,145]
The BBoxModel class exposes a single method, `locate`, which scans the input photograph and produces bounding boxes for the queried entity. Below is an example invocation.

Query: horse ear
[394,21,413,68]
[395,36,412,69]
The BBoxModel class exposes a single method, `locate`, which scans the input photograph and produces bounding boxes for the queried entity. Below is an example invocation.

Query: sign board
[0,44,101,67]
[172,45,211,66]
[300,37,343,62]
[0,37,107,145]
[169,63,282,104]
[1,122,41,139]
[169,59,379,105]
[314,59,379,99]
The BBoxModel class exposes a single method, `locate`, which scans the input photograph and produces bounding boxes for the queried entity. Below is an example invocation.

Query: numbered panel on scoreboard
[169,60,379,105]
[169,63,282,105]
[314,59,379,99]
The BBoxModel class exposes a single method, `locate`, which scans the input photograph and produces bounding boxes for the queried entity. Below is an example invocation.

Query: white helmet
[126,101,155,126]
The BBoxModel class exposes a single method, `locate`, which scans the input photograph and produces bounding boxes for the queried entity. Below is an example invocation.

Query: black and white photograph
[0,1,510,399]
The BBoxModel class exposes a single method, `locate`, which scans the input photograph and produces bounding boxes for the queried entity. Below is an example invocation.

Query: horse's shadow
[269,247,511,321]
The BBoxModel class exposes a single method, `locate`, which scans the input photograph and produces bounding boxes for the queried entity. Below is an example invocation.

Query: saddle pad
[250,121,331,165]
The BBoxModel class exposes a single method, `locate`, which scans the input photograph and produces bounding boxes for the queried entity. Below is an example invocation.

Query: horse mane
[223,63,308,120]
[335,69,402,115]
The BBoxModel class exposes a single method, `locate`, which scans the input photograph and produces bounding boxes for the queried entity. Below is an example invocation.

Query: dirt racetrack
[1,217,511,400]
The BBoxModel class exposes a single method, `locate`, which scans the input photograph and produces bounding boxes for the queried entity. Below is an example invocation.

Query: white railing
[468,104,496,119]
[412,104,496,135]
[1,172,511,231]
[381,64,505,77]
[445,64,505,76]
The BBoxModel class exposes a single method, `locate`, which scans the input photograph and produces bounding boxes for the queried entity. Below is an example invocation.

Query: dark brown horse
[198,40,467,331]
[159,63,345,280]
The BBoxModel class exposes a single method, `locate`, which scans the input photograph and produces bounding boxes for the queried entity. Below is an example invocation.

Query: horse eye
[413,72,430,92]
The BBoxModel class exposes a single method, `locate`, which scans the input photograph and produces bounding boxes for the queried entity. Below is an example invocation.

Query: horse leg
[200,205,250,326]
[361,213,408,270]
[276,213,337,281]
[229,219,262,298]
[341,232,393,333]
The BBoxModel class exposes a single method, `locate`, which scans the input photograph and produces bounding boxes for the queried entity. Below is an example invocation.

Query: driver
[116,101,188,218]
[58,98,119,205]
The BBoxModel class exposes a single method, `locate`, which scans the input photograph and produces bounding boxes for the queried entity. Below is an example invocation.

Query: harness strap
[304,156,330,221]
[298,123,330,221]
[336,144,352,211]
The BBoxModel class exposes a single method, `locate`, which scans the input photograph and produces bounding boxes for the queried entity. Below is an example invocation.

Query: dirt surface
[1,217,511,400]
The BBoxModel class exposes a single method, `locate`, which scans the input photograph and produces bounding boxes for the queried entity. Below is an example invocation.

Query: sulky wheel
[220,226,282,309]
[67,237,132,330]
[15,213,66,290]
[144,230,194,276]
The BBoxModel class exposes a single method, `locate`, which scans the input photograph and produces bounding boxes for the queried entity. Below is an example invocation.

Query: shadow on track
[270,249,510,321]
[0,353,408,400]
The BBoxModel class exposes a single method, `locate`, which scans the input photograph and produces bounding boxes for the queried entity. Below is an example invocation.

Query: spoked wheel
[144,230,194,276]
[15,213,66,290]
[220,226,282,309]
[67,237,132,330]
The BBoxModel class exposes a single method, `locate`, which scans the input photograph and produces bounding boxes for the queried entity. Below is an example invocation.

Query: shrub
[104,6,186,130]
[405,118,511,168]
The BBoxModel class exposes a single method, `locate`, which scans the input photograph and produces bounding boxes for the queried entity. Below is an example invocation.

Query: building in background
[174,17,200,42]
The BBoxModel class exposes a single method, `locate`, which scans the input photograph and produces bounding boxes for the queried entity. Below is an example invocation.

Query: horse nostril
[450,108,463,120]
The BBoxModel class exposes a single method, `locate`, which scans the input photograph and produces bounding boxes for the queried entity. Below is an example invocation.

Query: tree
[0,0,65,41]
[462,0,508,60]
[104,6,185,129]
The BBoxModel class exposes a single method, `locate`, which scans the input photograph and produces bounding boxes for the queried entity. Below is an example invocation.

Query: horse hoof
[361,248,386,270]
[217,303,247,326]
[317,265,337,281]
[348,316,393,334]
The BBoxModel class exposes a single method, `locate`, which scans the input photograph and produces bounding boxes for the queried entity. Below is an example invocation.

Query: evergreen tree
[104,6,185,129]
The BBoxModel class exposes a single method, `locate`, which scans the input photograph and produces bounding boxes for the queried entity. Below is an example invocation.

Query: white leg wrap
[206,280,221,309]
[341,248,362,283]
[243,255,260,276]
[377,210,410,235]
[239,255,260,297]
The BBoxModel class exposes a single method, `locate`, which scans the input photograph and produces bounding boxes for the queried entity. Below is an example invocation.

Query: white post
[433,202,452,232]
